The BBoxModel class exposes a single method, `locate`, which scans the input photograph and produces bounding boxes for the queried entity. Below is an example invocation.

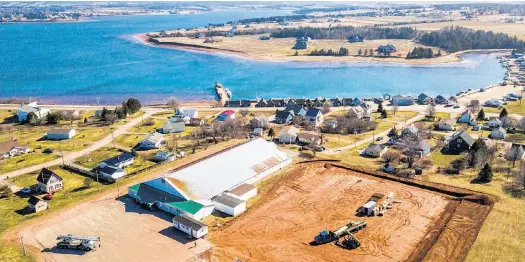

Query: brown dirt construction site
[206,161,495,262]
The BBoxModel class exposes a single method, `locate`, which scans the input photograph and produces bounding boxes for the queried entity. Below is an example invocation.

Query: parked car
[376,136,383,141]
[43,148,54,154]
[20,187,31,194]
[453,105,460,109]
[498,152,504,158]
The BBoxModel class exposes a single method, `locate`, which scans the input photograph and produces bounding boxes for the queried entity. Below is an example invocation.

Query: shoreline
[134,33,510,65]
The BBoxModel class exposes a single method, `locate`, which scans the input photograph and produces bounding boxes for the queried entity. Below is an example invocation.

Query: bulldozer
[314,220,367,244]
[56,234,100,251]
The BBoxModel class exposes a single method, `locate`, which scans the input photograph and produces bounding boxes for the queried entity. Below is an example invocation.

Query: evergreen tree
[377,102,383,113]
[294,51,299,56]
[358,49,363,56]
[499,108,508,118]
[268,127,275,139]
[477,109,485,121]
[84,117,88,124]
[364,49,368,56]
[477,163,493,183]
[387,126,398,139]
[126,98,141,114]
[437,50,442,56]
[381,109,388,119]
[101,107,108,119]
[369,48,374,56]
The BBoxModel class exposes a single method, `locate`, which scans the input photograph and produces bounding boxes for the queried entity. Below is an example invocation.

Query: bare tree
[239,109,249,117]
[518,161,525,189]
[506,145,524,168]
[167,96,180,113]
[517,117,525,130]
[105,113,117,124]
[468,99,481,113]
[321,101,332,114]
[501,116,516,128]
[426,104,436,117]
[381,151,401,164]
[392,100,399,115]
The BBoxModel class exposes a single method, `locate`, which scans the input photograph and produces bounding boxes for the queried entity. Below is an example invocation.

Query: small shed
[46,128,76,140]
[361,201,377,216]
[212,193,246,217]
[226,183,257,201]
[172,214,208,239]
[27,196,49,213]
[253,128,264,136]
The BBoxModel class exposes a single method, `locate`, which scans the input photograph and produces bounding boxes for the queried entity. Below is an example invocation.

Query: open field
[145,34,454,64]
[209,162,457,262]
[0,153,59,175]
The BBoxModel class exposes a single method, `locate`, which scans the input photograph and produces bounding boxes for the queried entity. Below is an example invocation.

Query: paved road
[322,114,424,155]
[0,110,157,180]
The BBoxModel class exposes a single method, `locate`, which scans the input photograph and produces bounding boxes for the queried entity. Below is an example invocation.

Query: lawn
[75,147,122,169]
[0,153,59,175]
[115,134,145,148]
[323,143,379,168]
[152,110,175,118]
[428,150,463,168]
[0,110,16,123]
[129,118,164,133]
[420,170,525,262]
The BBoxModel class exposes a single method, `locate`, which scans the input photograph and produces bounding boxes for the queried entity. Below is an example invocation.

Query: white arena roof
[157,138,291,200]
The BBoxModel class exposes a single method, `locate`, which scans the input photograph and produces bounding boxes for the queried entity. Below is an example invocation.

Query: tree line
[406,47,441,59]
[417,26,525,52]
[228,15,310,25]
[270,26,416,40]
[309,47,350,56]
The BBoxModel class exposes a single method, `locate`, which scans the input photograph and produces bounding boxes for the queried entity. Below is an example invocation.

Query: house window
[457,139,462,143]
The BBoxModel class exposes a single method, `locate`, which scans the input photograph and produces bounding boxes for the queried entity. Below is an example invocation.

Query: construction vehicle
[339,233,361,250]
[378,192,394,216]
[314,220,367,244]
[56,234,100,251]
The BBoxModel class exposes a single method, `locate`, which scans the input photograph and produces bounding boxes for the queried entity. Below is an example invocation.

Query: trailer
[314,221,367,244]
[56,234,100,251]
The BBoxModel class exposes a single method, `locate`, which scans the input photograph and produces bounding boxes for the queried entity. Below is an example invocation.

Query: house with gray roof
[275,110,294,124]
[442,129,475,154]
[305,108,323,127]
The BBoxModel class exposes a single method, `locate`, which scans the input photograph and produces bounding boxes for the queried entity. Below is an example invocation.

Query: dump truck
[314,221,367,244]
[56,234,100,251]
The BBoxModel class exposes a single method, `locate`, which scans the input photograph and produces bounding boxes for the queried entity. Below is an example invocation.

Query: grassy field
[75,147,122,169]
[129,118,164,133]
[420,170,525,262]
[0,110,16,123]
[428,150,463,168]
[114,134,144,148]
[0,153,59,175]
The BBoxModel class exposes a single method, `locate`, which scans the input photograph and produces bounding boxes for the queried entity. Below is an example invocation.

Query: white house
[172,214,208,239]
[36,168,63,193]
[162,121,185,134]
[96,165,127,181]
[253,128,264,136]
[138,132,164,149]
[169,115,191,125]
[212,193,246,217]
[348,106,365,119]
[155,151,176,162]
[100,152,135,169]
[438,118,456,131]
[458,110,475,125]
[0,141,30,160]
[27,196,49,213]
[401,124,418,137]
[250,115,269,128]
[297,131,321,145]
[488,117,502,128]
[46,128,76,140]
[279,126,299,144]
[225,183,257,201]
[176,108,198,119]
[490,127,506,139]
[17,102,50,122]
[305,108,324,127]
[364,143,388,157]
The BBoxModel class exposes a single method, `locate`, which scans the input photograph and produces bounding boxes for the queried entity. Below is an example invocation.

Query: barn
[129,138,291,219]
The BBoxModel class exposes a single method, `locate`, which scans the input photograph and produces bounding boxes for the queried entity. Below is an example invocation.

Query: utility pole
[96,170,100,192]
[116,178,120,198]
[111,130,116,149]
[20,236,26,256]
[59,140,65,166]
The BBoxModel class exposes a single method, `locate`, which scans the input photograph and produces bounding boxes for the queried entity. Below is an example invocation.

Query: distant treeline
[228,15,310,25]
[292,6,359,14]
[270,26,416,40]
[406,47,440,59]
[433,3,525,15]
[418,26,525,52]
[309,48,350,56]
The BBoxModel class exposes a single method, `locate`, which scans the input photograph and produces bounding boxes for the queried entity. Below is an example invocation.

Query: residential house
[348,106,365,119]
[162,120,185,134]
[275,110,294,124]
[284,105,307,117]
[401,124,419,137]
[360,103,373,116]
[488,117,502,128]
[224,100,241,107]
[255,98,268,107]
[17,102,50,122]
[457,110,475,125]
[100,152,135,169]
[37,168,63,193]
[438,118,456,131]
[377,44,396,53]
[413,140,431,157]
[155,151,176,162]
[305,108,324,127]
[443,129,475,154]
[0,141,30,160]
[364,143,388,157]
[392,95,414,106]
[46,128,76,140]
[324,120,338,129]
[342,98,354,106]
[348,35,364,43]
[294,37,308,49]
[175,108,198,119]
[490,127,506,139]
[217,110,236,121]
[330,98,342,107]
[279,126,299,144]
[253,128,263,136]
[250,115,269,128]
[138,132,165,149]
[172,214,208,238]
[418,93,433,105]
[297,131,321,145]
[96,165,127,181]
[27,196,49,213]
[434,95,448,105]
[352,98,362,107]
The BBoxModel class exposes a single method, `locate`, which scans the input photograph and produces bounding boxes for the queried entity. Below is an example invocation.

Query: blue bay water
[0,10,506,105]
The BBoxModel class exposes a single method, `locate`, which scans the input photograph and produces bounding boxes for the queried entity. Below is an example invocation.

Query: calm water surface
[0,10,506,104]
